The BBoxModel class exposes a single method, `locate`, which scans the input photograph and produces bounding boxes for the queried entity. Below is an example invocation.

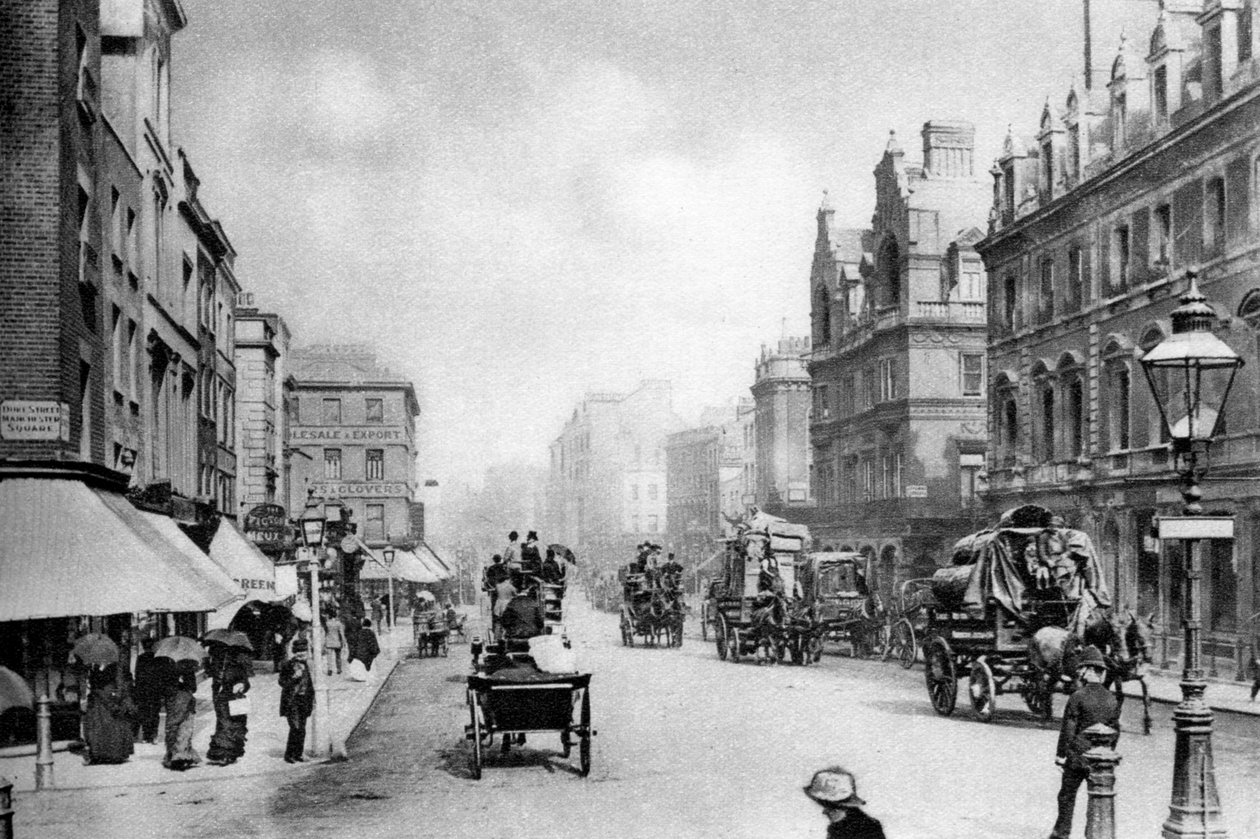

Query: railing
[913,301,985,323]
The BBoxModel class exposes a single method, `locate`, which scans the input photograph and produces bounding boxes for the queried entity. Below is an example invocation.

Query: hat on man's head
[526,530,538,541]
[1077,644,1107,671]
[508,531,518,540]
[291,638,310,653]
[803,766,866,808]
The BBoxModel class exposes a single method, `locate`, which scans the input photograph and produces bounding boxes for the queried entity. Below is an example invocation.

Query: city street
[14,595,1260,839]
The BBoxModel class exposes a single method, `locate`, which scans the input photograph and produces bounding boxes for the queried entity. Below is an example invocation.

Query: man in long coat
[1050,644,1120,839]
[279,640,315,763]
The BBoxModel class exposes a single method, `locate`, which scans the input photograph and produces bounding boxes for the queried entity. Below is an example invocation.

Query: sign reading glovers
[309,482,409,498]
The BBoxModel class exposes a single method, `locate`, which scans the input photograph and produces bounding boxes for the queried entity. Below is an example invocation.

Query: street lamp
[382,545,396,658]
[297,499,331,759]
[1139,273,1243,839]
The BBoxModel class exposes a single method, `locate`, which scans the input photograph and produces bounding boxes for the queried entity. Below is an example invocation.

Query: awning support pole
[35,694,54,790]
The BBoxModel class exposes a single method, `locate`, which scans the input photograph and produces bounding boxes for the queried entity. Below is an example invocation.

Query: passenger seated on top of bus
[499,589,544,641]
[758,555,782,594]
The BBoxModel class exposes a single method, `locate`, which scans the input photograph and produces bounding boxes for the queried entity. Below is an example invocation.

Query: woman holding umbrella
[154,636,205,771]
[204,629,252,766]
[72,633,136,765]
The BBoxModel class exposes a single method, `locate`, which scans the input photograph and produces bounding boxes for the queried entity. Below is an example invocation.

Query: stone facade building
[752,337,813,511]
[233,296,292,515]
[806,121,991,600]
[287,345,420,549]
[545,380,683,571]
[977,0,1260,677]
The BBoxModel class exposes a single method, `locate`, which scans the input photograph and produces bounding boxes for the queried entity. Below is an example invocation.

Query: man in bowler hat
[804,766,885,838]
[1050,644,1120,839]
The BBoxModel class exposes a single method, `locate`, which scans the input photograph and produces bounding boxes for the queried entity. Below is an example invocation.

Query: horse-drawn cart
[465,667,593,780]
[711,511,809,665]
[799,551,888,660]
[883,577,935,669]
[618,568,684,647]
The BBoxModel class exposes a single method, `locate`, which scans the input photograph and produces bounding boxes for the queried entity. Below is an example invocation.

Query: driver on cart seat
[499,573,544,643]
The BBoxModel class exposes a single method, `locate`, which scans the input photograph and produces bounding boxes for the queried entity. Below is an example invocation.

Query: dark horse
[750,592,788,664]
[1027,605,1155,733]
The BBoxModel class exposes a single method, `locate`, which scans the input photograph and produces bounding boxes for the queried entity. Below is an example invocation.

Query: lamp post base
[1162,679,1227,839]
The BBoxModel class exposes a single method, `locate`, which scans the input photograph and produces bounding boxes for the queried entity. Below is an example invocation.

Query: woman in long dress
[82,663,136,764]
[205,645,251,765]
[162,661,201,771]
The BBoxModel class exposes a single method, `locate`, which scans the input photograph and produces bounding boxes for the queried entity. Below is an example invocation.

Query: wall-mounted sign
[1,400,70,441]
[243,503,289,547]
[290,426,407,443]
[1157,516,1235,541]
[309,481,409,498]
[904,485,928,498]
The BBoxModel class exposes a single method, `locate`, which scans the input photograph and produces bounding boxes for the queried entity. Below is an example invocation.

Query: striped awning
[359,547,440,585]
[0,478,240,621]
[205,521,284,631]
[413,542,452,581]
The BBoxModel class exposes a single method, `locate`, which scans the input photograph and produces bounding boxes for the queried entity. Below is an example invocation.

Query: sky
[172,0,1161,486]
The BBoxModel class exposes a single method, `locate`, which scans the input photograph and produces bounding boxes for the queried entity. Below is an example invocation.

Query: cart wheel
[470,699,484,780]
[578,688,592,777]
[969,658,997,723]
[715,615,728,661]
[924,638,957,717]
[730,629,742,663]
[894,619,917,669]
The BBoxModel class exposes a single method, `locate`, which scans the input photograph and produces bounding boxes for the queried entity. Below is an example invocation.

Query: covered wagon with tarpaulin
[922,504,1112,723]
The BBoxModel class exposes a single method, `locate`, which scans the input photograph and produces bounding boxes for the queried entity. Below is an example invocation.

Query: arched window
[1058,352,1086,460]
[993,371,1020,467]
[1139,326,1172,446]
[878,238,901,309]
[1031,361,1055,463]
[815,284,832,345]
[1101,337,1133,453]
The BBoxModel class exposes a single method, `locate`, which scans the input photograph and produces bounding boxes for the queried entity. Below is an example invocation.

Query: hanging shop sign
[1,400,70,441]
[243,503,290,548]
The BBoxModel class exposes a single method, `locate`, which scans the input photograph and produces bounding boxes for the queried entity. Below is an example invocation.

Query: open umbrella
[415,590,436,602]
[290,600,313,623]
[548,544,578,564]
[70,633,119,666]
[0,666,34,715]
[202,628,254,652]
[153,635,207,664]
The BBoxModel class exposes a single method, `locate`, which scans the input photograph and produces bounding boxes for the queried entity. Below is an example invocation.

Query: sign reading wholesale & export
[290,426,408,443]
[1,400,70,441]
[309,482,410,498]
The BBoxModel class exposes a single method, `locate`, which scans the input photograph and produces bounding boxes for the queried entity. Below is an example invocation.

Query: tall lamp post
[298,502,331,760]
[381,545,396,658]
[1139,273,1243,839]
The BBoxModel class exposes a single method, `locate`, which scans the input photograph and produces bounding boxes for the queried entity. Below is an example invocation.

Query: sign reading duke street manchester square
[290,426,408,443]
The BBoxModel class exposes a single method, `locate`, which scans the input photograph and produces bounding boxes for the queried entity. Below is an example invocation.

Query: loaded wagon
[799,551,888,660]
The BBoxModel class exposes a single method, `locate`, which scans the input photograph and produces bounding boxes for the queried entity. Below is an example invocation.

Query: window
[1065,376,1084,459]
[366,449,384,480]
[1242,3,1254,64]
[1207,25,1223,101]
[1068,124,1081,183]
[648,515,659,533]
[1113,225,1130,291]
[960,453,985,507]
[959,269,983,302]
[815,385,831,419]
[366,504,385,542]
[1003,164,1016,217]
[365,398,384,424]
[79,360,92,460]
[324,448,342,479]
[1105,365,1131,451]
[1154,204,1172,264]
[126,319,138,399]
[321,398,341,425]
[182,257,193,318]
[111,306,123,394]
[1114,92,1127,148]
[999,391,1019,465]
[1066,247,1084,311]
[1154,65,1169,123]
[1038,385,1056,463]
[125,208,137,275]
[880,453,892,499]
[1206,177,1226,254]
[879,358,897,402]
[894,449,904,498]
[861,459,874,502]
[1003,273,1018,330]
[1042,140,1054,199]
[648,483,658,501]
[631,484,639,500]
[862,369,876,410]
[960,354,984,397]
[1039,258,1055,320]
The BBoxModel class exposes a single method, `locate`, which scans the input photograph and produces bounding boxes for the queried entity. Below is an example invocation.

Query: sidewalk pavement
[0,623,414,793]
[1123,665,1259,716]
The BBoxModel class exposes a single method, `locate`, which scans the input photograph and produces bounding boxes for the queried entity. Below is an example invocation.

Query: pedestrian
[355,618,380,672]
[279,639,315,763]
[205,644,251,766]
[371,596,385,630]
[82,662,137,765]
[131,637,164,744]
[162,660,201,771]
[803,766,885,839]
[323,611,346,676]
[1049,644,1120,839]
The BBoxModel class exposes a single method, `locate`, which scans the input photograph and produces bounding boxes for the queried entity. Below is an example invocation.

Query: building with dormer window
[804,121,991,602]
[977,0,1260,680]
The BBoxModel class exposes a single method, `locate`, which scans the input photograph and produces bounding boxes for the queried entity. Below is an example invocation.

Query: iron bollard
[34,694,53,791]
[0,775,13,839]
[1083,722,1121,839]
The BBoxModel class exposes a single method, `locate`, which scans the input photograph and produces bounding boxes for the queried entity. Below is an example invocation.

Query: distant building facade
[807,121,991,601]
[233,296,292,515]
[545,380,683,571]
[977,1,1260,678]
[287,345,420,548]
[752,337,813,511]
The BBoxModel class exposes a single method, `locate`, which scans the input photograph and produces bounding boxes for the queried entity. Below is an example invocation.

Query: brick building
[287,345,421,549]
[977,0,1260,678]
[806,121,991,601]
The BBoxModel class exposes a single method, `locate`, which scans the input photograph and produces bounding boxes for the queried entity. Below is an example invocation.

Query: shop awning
[204,521,284,631]
[0,478,240,621]
[359,547,440,584]
[414,541,453,580]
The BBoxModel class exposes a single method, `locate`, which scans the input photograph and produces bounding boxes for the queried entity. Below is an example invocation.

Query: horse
[1103,609,1156,735]
[750,591,788,664]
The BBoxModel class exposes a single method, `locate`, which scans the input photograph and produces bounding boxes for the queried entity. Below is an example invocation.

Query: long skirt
[163,693,200,771]
[83,695,134,764]
[206,697,248,762]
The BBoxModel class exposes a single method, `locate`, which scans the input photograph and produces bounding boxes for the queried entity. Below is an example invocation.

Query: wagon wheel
[968,658,997,723]
[715,615,728,661]
[729,628,742,663]
[1022,676,1054,721]
[893,618,917,669]
[578,687,592,777]
[924,638,957,716]
[469,696,484,780]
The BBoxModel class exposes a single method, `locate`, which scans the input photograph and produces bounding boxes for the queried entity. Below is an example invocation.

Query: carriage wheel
[469,697,484,780]
[729,629,742,663]
[715,616,728,661]
[894,619,917,670]
[969,659,997,723]
[578,688,592,777]
[924,638,957,716]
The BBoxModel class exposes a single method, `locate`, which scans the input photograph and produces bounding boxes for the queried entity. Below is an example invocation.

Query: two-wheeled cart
[465,670,593,779]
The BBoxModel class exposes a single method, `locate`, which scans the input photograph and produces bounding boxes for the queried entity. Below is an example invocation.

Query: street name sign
[1,400,69,441]
[1157,516,1235,540]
